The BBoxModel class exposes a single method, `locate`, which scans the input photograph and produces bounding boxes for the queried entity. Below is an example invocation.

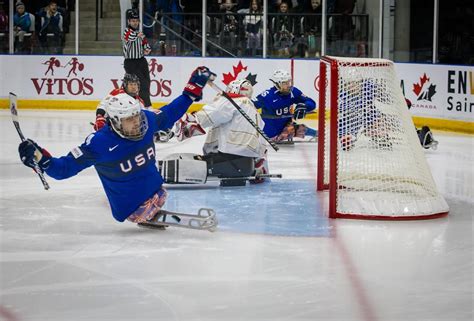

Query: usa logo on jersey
[119,146,155,173]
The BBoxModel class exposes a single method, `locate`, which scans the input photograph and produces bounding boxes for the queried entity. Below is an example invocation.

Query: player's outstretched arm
[155,66,216,130]
[182,66,216,102]
[291,86,315,110]
[19,138,97,180]
[296,92,316,112]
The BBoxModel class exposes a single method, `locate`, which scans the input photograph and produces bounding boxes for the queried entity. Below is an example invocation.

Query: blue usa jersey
[45,95,193,222]
[253,86,316,138]
[338,81,382,137]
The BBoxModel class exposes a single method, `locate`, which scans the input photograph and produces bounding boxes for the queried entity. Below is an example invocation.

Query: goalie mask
[106,93,148,140]
[225,79,253,98]
[122,73,140,96]
[270,69,292,94]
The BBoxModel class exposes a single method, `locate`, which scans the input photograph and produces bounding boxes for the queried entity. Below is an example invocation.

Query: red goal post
[316,56,449,220]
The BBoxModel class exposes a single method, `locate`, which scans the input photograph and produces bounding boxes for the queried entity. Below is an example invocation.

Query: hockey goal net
[317,56,449,220]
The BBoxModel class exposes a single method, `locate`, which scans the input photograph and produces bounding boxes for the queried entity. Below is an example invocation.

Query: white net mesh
[319,56,448,218]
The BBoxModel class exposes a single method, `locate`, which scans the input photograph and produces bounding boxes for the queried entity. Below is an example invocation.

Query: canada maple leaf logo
[412,73,436,101]
[222,61,258,86]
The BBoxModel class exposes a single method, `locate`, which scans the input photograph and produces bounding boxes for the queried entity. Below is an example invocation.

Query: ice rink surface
[0,110,472,321]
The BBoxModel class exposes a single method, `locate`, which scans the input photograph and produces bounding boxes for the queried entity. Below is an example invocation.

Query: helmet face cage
[271,70,293,93]
[225,79,254,98]
[122,73,140,96]
[107,94,148,141]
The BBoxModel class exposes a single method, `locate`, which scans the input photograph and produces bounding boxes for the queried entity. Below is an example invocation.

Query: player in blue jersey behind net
[337,78,406,151]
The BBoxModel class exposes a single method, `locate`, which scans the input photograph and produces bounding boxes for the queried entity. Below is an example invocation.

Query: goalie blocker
[158,152,276,187]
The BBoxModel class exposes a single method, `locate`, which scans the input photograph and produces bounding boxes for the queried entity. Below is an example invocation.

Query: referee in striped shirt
[123,9,152,108]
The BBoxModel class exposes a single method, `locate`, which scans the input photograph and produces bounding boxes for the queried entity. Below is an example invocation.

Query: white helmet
[106,93,148,140]
[225,79,253,98]
[270,69,292,93]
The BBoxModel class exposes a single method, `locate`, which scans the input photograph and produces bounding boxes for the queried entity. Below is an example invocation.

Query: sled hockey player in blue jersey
[337,79,398,151]
[405,98,438,150]
[159,78,272,186]
[253,69,317,142]
[17,66,218,231]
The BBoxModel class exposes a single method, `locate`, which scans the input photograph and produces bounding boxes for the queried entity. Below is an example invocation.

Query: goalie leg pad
[203,153,255,178]
[249,157,269,184]
[161,153,200,161]
[158,154,208,184]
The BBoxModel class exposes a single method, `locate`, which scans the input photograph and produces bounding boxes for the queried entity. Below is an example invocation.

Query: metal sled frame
[138,208,218,232]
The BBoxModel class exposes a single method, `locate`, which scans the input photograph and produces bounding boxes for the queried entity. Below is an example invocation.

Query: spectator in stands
[303,0,322,56]
[38,1,63,54]
[0,2,7,32]
[182,0,202,42]
[22,0,47,16]
[237,0,251,11]
[14,2,32,53]
[0,2,8,53]
[243,0,262,56]
[169,0,184,32]
[269,0,294,13]
[304,0,321,33]
[329,0,355,56]
[218,0,238,54]
[272,1,294,57]
[155,0,169,12]
[289,0,304,12]
[53,0,70,33]
[141,0,155,39]
[151,0,170,53]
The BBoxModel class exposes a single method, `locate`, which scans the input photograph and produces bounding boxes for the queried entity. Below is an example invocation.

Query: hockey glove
[183,66,216,101]
[174,113,206,141]
[293,103,307,120]
[93,114,107,131]
[18,139,52,173]
[154,129,175,143]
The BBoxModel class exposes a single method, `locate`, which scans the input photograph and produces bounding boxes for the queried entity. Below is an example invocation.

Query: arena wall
[0,55,472,133]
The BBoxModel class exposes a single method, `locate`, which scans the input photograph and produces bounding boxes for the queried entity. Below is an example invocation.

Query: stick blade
[9,92,18,120]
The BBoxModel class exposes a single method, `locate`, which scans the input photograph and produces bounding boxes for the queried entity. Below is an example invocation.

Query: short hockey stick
[9,92,50,190]
[207,81,279,152]
[216,173,283,180]
[276,140,316,145]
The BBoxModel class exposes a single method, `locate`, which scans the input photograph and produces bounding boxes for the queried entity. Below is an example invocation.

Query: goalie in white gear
[160,78,270,186]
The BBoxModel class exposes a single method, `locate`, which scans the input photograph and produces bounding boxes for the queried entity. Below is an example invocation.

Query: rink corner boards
[0,98,472,134]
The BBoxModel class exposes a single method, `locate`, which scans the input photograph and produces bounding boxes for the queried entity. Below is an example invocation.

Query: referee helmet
[126,9,139,20]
